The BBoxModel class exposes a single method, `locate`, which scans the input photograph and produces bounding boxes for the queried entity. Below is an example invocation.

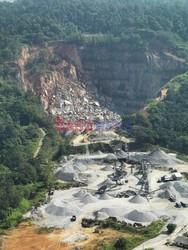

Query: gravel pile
[96,150,104,155]
[81,194,98,204]
[174,182,188,197]
[30,208,43,221]
[73,189,88,199]
[129,195,148,203]
[101,165,113,171]
[159,181,188,199]
[55,163,87,182]
[129,152,148,162]
[78,171,100,184]
[55,169,79,182]
[130,149,184,167]
[45,199,82,217]
[99,193,113,200]
[98,178,115,188]
[97,212,109,220]
[99,206,127,218]
[105,153,117,161]
[125,210,157,223]
[115,150,128,159]
[159,189,175,199]
[148,149,184,166]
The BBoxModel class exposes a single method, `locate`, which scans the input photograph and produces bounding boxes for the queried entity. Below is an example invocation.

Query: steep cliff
[2,42,186,121]
[79,44,186,113]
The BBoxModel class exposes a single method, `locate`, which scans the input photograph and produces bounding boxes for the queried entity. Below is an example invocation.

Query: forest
[0,78,61,229]
[0,0,188,62]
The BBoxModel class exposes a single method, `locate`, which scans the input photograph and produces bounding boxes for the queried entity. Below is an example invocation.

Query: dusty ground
[72,131,132,146]
[2,223,135,250]
[2,223,66,250]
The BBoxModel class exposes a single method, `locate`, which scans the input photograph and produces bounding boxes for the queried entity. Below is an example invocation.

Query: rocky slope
[3,42,186,121]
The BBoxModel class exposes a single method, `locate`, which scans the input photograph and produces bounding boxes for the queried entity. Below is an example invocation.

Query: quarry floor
[2,132,188,250]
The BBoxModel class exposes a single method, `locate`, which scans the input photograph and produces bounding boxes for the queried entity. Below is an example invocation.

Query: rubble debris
[62,232,88,244]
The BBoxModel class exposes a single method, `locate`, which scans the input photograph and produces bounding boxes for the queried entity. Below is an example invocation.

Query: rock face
[79,45,186,113]
[3,42,186,121]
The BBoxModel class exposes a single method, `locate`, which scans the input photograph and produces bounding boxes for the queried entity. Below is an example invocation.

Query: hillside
[0,0,188,62]
[0,0,188,248]
[123,72,188,155]
[0,0,187,118]
[0,79,61,229]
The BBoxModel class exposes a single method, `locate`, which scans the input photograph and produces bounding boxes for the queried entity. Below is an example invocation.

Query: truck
[160,172,183,182]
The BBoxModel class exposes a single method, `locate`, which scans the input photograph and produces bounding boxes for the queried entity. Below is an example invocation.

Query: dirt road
[34,128,46,158]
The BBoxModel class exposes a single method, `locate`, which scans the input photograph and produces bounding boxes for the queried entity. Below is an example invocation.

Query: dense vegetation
[122,73,188,155]
[0,78,60,229]
[0,0,188,62]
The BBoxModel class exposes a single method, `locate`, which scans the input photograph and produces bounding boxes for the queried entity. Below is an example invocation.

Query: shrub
[167,223,177,234]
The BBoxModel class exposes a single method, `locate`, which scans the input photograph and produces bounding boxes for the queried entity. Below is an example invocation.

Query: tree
[114,237,127,249]
[167,223,177,234]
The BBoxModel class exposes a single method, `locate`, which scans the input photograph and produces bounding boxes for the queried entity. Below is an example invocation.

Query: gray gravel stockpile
[125,210,157,223]
[73,189,88,199]
[115,150,128,159]
[45,199,82,217]
[97,212,109,220]
[81,193,98,203]
[78,171,99,184]
[99,193,113,200]
[98,178,115,188]
[130,149,184,167]
[55,163,88,182]
[101,165,113,171]
[129,195,148,203]
[55,168,79,182]
[105,153,117,161]
[99,207,127,218]
[159,181,188,199]
[148,149,184,166]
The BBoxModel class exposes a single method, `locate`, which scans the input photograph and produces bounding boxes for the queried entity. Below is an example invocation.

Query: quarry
[25,130,188,249]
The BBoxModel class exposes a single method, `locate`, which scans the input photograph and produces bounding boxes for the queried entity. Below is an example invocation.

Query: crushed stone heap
[125,210,157,223]
[81,194,98,204]
[99,193,113,200]
[45,199,82,217]
[159,181,188,199]
[129,194,148,204]
[130,148,184,167]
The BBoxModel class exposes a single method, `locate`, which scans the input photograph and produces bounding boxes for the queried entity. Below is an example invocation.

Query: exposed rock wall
[78,44,186,113]
[3,42,186,121]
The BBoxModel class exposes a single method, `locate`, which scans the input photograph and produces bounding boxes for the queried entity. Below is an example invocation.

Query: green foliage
[167,223,177,234]
[100,220,164,250]
[0,80,60,229]
[88,143,113,153]
[35,226,55,234]
[54,141,86,160]
[0,0,188,62]
[183,232,188,237]
[114,237,127,249]
[124,73,188,154]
